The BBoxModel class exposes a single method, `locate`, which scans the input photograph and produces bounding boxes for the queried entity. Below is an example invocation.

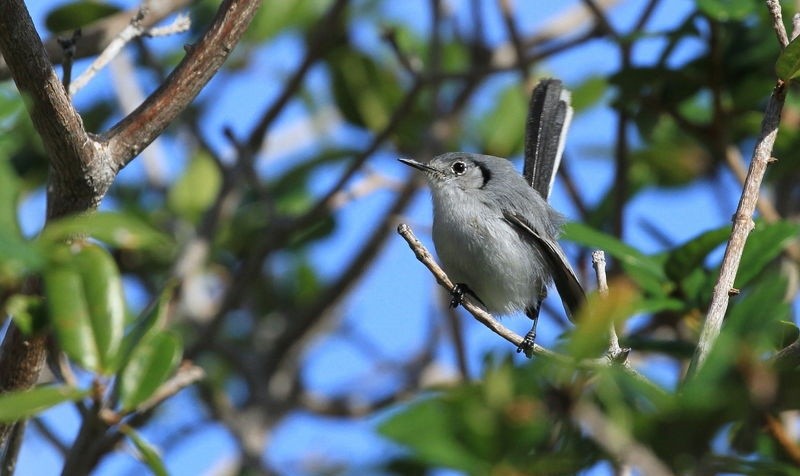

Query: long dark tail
[523,79,573,201]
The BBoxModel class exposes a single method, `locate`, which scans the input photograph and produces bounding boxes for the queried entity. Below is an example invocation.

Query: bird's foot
[517,329,536,358]
[450,283,468,308]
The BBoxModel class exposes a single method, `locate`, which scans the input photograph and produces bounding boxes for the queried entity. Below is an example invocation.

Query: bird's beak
[398,158,437,174]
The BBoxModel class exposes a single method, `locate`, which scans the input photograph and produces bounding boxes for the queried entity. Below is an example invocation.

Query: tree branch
[0,0,104,219]
[104,0,263,168]
[687,4,788,376]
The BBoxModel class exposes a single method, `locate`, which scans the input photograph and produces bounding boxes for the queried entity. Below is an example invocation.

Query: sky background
[9,0,771,474]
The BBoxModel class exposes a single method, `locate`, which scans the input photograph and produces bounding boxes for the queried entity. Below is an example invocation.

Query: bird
[399,79,585,356]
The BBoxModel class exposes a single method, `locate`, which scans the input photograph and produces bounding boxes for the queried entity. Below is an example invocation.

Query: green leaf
[39,211,171,251]
[567,281,639,360]
[562,222,667,296]
[45,1,122,33]
[0,233,42,284]
[570,76,608,111]
[0,386,87,422]
[167,152,222,223]
[663,225,730,281]
[116,282,177,372]
[777,35,800,80]
[735,220,800,288]
[0,159,42,281]
[696,0,756,22]
[479,85,527,158]
[329,49,404,132]
[74,244,125,372]
[773,320,800,350]
[379,398,490,473]
[44,243,125,374]
[120,426,168,476]
[118,332,182,411]
[0,155,22,236]
[246,0,329,42]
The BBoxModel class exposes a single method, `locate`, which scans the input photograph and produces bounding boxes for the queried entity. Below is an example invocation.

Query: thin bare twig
[687,2,789,377]
[592,250,627,361]
[57,29,81,91]
[397,223,551,355]
[398,223,664,395]
[131,362,205,415]
[70,7,147,96]
[763,413,800,465]
[146,13,191,37]
[497,0,530,83]
[766,0,789,48]
[70,9,191,96]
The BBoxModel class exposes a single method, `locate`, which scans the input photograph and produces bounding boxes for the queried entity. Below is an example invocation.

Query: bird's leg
[519,286,548,358]
[450,283,484,309]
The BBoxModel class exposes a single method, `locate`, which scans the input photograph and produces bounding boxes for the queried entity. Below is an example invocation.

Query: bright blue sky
[12,0,775,474]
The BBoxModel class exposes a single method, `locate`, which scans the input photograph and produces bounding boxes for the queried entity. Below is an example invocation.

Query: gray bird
[400,79,585,356]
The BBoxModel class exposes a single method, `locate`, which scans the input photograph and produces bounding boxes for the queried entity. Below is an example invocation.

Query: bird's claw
[517,330,536,358]
[450,283,467,308]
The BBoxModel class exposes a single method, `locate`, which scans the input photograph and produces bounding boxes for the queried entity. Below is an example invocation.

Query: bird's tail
[523,78,573,201]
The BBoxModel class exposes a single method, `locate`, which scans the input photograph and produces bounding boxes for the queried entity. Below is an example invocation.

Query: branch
[70,9,191,96]
[0,0,103,219]
[128,362,205,416]
[592,250,628,361]
[687,4,788,376]
[763,413,800,465]
[397,223,546,354]
[104,0,264,169]
[766,0,789,48]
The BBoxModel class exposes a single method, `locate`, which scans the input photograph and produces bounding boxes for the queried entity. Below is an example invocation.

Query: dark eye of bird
[451,161,467,175]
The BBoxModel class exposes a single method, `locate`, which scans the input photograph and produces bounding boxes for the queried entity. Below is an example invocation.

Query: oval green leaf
[121,426,168,476]
[116,282,177,372]
[776,34,800,81]
[73,244,125,373]
[38,211,171,251]
[663,225,730,281]
[44,1,122,33]
[44,243,125,374]
[736,220,800,288]
[0,385,87,423]
[118,332,182,412]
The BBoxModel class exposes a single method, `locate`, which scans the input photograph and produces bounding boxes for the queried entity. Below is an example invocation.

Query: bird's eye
[451,161,467,175]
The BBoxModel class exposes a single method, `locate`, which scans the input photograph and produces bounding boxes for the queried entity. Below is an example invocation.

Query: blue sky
[10,0,777,474]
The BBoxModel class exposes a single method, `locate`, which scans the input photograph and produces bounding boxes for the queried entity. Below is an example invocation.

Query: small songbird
[399,79,585,356]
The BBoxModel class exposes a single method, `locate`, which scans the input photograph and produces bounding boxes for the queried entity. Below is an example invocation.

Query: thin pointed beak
[398,158,437,174]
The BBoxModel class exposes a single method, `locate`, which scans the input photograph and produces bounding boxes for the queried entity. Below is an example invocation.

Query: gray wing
[523,79,573,201]
[502,210,585,322]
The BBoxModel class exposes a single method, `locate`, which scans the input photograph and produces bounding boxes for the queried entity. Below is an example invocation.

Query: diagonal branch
[687,3,789,376]
[104,0,264,169]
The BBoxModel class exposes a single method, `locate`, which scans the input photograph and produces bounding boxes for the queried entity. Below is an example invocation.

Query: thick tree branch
[0,0,105,219]
[104,0,263,168]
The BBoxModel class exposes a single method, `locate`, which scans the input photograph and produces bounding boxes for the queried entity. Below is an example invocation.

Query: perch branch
[397,223,553,356]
